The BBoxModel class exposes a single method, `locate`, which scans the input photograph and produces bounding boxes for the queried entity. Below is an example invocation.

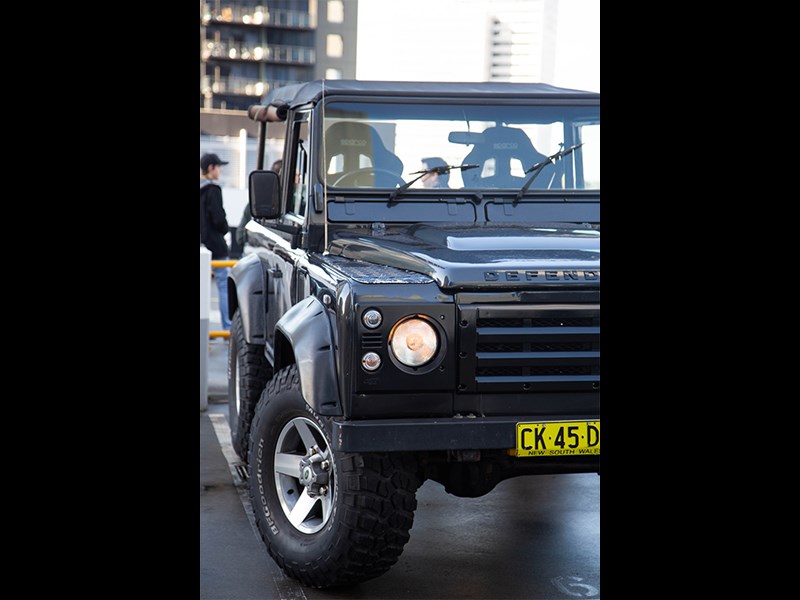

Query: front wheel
[248,365,422,588]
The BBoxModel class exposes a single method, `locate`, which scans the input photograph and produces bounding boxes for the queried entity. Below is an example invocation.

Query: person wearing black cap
[200,152,232,331]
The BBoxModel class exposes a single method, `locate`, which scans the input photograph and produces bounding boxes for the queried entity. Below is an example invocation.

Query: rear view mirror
[249,170,281,219]
[448,131,484,145]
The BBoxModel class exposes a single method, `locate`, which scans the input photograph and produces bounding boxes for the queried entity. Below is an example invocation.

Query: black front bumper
[331,414,599,453]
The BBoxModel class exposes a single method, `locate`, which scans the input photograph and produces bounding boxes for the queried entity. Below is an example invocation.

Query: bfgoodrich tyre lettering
[248,364,423,588]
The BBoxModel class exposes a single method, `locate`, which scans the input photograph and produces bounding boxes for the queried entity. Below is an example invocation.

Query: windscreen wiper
[514,143,584,203]
[387,163,479,206]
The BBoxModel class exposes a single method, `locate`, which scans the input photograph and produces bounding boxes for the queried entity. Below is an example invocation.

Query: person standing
[200,152,232,331]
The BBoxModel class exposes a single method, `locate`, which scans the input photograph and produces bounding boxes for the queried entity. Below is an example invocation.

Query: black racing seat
[460,126,558,189]
[324,121,404,187]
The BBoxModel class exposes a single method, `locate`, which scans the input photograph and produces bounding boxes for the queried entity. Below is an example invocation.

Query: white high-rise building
[486,0,558,83]
[356,0,567,85]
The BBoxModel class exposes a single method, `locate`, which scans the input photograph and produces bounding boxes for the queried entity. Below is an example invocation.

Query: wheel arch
[228,253,268,345]
[274,296,341,416]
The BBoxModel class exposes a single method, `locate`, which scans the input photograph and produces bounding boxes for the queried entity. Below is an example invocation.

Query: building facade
[200,0,358,112]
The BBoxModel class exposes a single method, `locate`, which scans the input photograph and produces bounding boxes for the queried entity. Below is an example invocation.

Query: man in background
[200,152,232,331]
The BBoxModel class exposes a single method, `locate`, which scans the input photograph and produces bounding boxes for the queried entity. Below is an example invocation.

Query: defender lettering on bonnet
[484,270,600,281]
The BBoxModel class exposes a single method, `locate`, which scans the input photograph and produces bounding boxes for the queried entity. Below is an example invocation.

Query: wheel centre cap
[299,465,314,486]
[298,449,330,495]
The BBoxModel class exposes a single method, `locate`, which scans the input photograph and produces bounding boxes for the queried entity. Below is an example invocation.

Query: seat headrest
[324,121,404,179]
[461,126,555,188]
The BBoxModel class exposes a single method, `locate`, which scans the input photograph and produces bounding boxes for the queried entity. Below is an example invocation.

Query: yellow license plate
[515,421,600,457]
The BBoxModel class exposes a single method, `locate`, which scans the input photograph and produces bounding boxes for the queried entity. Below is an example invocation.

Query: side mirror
[249,170,281,219]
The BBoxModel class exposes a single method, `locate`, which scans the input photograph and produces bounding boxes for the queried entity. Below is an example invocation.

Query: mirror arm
[268,222,300,234]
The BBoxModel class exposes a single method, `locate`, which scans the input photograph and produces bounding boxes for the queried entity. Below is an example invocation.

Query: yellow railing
[210,259,238,339]
[212,259,239,268]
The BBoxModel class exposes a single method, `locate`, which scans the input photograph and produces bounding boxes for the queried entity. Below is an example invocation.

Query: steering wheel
[332,167,405,188]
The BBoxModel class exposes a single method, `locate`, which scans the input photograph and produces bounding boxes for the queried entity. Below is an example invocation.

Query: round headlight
[389,317,438,367]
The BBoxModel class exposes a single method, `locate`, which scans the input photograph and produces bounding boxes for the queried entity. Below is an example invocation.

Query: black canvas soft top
[251,79,598,120]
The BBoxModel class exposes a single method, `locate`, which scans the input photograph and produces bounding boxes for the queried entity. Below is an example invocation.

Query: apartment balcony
[200,75,304,98]
[201,40,315,64]
[200,4,316,29]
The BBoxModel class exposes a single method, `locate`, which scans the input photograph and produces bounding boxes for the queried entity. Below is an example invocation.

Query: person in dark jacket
[200,152,232,331]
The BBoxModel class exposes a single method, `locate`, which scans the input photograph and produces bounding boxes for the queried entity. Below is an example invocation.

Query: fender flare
[275,296,341,416]
[228,253,267,345]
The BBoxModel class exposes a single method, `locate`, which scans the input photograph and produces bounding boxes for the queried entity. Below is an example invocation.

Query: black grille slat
[476,373,598,381]
[476,351,599,366]
[479,318,524,327]
[477,326,599,343]
[478,317,594,328]
[477,342,524,352]
[361,333,383,349]
[477,369,595,377]
[532,342,593,351]
[477,342,591,352]
[460,303,600,394]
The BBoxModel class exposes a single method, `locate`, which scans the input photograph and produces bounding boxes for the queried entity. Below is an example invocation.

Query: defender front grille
[361,333,383,349]
[457,304,600,393]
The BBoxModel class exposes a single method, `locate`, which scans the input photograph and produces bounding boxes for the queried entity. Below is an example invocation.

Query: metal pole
[239,127,248,189]
[257,121,266,170]
[200,246,211,411]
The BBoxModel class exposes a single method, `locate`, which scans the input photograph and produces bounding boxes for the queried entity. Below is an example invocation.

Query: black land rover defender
[227,80,600,588]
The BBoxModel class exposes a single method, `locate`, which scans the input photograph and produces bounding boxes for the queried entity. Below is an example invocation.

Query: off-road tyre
[228,308,272,462]
[248,364,422,588]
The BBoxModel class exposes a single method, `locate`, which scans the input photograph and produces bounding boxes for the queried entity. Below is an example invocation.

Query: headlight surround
[389,316,439,367]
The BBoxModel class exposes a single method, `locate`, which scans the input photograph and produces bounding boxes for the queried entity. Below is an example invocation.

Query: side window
[288,118,310,217]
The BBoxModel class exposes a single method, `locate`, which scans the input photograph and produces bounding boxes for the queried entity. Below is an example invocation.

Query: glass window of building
[326,34,344,58]
[327,0,344,23]
[325,68,342,79]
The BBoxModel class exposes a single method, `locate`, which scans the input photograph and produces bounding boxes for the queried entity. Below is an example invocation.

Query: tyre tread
[228,309,272,461]
[249,365,422,588]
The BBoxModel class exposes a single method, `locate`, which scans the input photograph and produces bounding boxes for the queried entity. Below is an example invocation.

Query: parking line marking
[208,413,308,600]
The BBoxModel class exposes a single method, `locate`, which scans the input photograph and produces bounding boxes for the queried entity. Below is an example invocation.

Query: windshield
[320,100,599,192]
